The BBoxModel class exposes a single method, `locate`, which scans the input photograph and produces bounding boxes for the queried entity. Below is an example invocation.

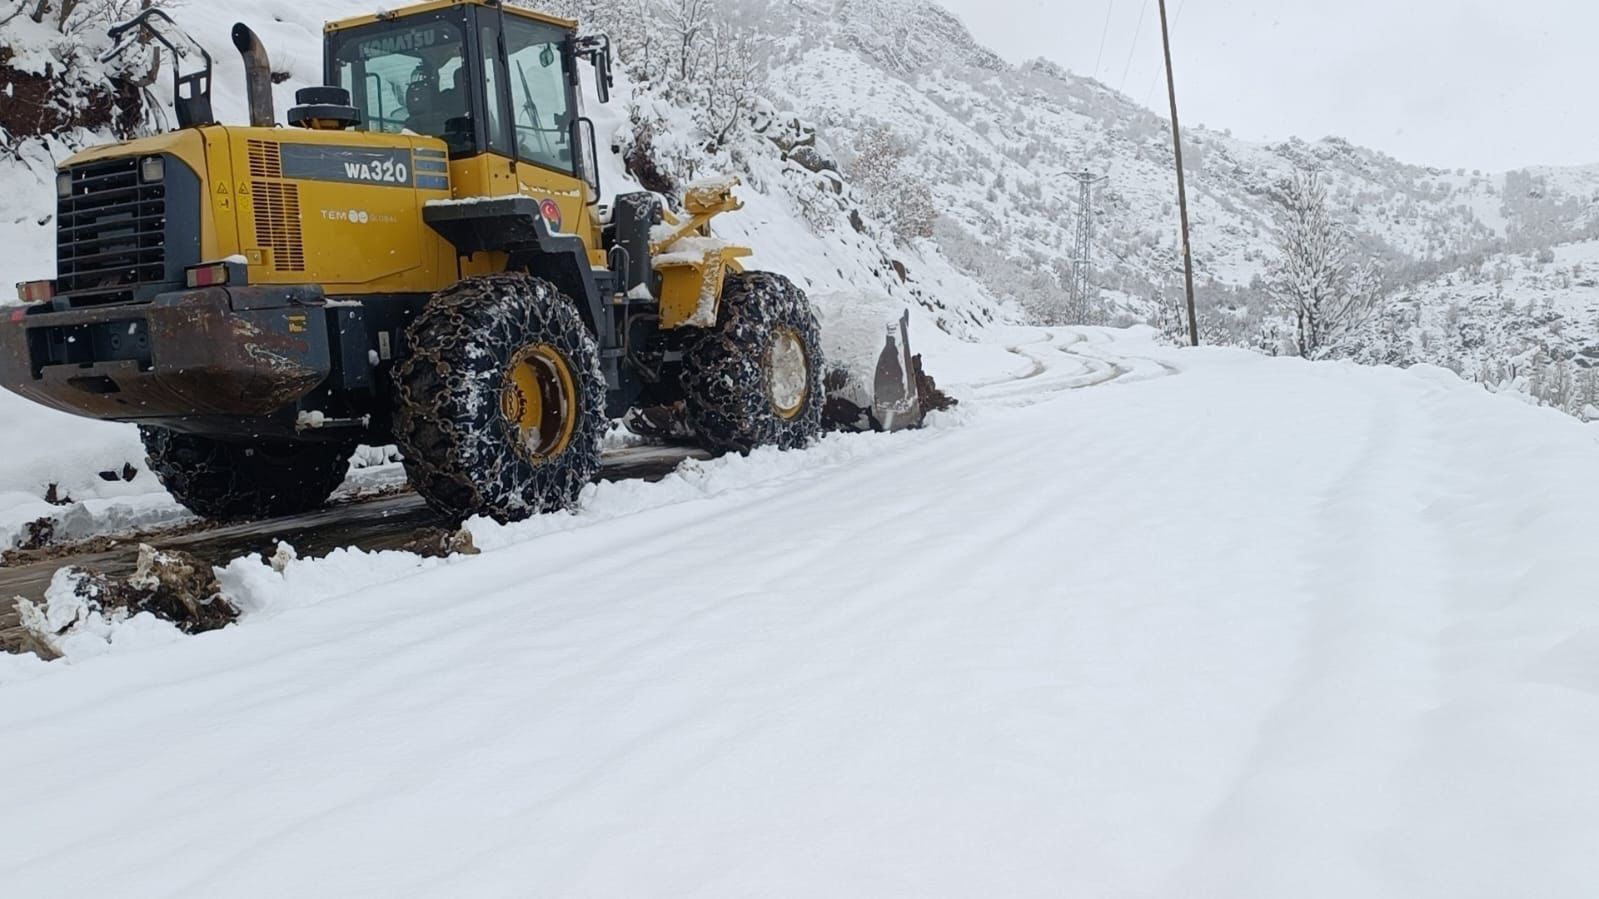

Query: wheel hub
[765,327,809,420]
[501,344,578,461]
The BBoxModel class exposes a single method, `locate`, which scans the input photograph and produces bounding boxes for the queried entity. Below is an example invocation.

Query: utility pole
[1158,0,1200,347]
[1067,170,1108,319]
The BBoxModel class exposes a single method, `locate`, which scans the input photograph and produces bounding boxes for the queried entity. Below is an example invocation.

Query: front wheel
[392,273,607,523]
[681,271,825,452]
[140,429,353,520]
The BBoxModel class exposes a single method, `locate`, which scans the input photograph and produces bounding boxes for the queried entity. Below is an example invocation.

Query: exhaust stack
[231,23,275,128]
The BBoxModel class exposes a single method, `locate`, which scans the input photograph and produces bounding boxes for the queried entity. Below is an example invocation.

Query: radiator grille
[252,181,305,272]
[247,139,282,179]
[56,157,166,305]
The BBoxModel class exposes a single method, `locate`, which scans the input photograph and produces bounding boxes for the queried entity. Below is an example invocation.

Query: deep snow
[3,327,1598,898]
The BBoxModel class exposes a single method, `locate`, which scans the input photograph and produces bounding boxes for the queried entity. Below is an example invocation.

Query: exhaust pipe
[231,23,275,128]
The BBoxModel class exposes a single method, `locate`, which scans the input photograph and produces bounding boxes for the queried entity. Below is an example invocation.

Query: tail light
[16,279,55,303]
[185,263,232,288]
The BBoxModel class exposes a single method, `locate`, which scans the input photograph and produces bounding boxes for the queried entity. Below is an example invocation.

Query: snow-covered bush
[519,0,769,193]
[0,0,174,162]
[846,123,936,242]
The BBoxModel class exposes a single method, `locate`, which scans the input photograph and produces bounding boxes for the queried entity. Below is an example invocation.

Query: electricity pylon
[1067,170,1108,313]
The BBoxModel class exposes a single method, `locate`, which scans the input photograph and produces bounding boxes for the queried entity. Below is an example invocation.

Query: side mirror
[574,34,613,104]
[574,116,600,201]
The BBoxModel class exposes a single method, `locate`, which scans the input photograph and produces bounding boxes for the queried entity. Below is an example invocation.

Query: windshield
[330,16,471,153]
[503,17,574,173]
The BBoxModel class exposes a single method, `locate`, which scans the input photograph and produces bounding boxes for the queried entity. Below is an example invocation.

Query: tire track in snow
[1170,374,1447,897]
[1374,376,1599,897]
[968,328,1177,409]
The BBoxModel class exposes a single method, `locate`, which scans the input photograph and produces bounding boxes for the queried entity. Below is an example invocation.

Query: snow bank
[0,389,174,547]
[13,567,187,663]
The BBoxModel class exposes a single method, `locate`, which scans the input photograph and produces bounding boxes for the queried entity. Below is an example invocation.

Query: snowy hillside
[5,0,1599,364]
[1332,236,1599,418]
[9,0,1599,329]
[7,329,1599,897]
[745,0,1599,341]
[757,3,1586,299]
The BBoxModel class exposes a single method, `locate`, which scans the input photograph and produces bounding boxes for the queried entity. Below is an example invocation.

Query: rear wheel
[392,273,606,522]
[140,429,353,520]
[681,271,825,452]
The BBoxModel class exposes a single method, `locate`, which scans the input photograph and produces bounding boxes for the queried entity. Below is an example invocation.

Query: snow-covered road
[3,328,1598,897]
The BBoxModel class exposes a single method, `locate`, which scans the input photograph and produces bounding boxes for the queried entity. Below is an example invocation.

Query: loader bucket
[822,309,952,433]
[869,311,924,431]
[628,301,954,440]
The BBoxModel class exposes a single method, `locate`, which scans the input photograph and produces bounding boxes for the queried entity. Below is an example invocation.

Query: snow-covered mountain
[748,0,1599,332]
[543,0,1599,369]
[6,0,1599,349]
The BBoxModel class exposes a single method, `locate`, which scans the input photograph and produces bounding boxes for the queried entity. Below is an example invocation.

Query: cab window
[331,17,472,154]
[478,23,511,156]
[503,17,575,173]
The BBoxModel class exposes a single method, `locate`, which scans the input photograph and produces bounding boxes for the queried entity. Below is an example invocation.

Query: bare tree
[665,0,711,82]
[1270,169,1382,358]
[16,0,167,33]
[0,0,31,27]
[694,20,759,153]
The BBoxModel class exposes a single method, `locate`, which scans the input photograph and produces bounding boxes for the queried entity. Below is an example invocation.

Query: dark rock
[786,144,836,175]
[398,527,482,559]
[18,517,57,551]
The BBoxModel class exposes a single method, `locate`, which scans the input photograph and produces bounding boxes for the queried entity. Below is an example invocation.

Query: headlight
[140,155,165,183]
[56,172,71,198]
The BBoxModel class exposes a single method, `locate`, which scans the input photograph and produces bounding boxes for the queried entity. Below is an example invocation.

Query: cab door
[497,14,592,242]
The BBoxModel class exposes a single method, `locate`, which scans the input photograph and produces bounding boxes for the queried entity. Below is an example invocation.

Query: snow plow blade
[869,311,923,431]
[822,309,952,433]
[628,304,952,440]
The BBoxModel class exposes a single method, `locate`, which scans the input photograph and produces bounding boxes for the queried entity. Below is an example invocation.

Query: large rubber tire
[392,273,607,523]
[681,271,826,452]
[140,428,353,520]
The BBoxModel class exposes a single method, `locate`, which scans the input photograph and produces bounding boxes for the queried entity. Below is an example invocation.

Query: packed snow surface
[3,327,1599,897]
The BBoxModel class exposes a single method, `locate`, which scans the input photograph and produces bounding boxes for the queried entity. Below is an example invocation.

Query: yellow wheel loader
[0,0,911,523]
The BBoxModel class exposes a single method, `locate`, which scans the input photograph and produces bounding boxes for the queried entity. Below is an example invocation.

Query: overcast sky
[934,0,1591,172]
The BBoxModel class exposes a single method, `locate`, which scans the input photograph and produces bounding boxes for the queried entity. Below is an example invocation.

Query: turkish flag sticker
[539,198,563,232]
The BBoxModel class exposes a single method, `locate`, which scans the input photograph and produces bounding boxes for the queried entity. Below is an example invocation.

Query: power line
[1092,0,1115,78]
[1118,0,1150,92]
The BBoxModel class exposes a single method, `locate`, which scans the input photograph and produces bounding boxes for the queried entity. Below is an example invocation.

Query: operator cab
[324,3,606,182]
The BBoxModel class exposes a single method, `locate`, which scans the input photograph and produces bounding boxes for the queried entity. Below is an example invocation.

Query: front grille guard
[56,156,169,307]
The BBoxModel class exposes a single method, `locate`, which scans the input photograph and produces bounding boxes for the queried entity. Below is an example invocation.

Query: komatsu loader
[0,0,934,523]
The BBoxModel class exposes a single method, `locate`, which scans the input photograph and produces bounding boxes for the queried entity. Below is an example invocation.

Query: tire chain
[392,273,607,523]
[681,270,826,452]
[140,428,354,520]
